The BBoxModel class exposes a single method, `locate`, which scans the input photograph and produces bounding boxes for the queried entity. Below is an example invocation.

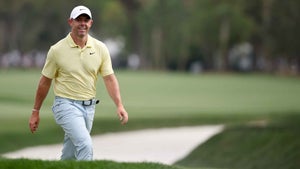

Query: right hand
[117,105,128,125]
[29,110,40,133]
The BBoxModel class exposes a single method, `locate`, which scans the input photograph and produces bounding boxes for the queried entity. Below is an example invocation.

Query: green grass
[1,69,300,169]
[175,113,300,169]
[0,159,183,169]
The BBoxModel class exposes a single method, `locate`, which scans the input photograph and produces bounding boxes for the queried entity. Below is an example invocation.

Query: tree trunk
[151,26,163,69]
[119,0,142,65]
[261,0,273,72]
[219,15,230,71]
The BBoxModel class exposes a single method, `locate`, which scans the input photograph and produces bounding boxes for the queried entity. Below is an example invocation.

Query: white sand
[2,125,224,165]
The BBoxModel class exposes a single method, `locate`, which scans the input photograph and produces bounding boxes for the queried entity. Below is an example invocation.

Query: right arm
[29,75,52,133]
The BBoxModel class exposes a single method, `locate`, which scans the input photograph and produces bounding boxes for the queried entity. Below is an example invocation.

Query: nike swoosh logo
[90,52,95,55]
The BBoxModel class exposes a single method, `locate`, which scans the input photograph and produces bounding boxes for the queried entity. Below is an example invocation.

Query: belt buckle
[82,99,92,106]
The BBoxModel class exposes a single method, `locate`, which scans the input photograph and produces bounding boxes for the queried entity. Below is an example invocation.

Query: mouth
[78,27,87,33]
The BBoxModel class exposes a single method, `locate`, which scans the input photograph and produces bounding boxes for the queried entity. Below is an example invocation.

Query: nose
[78,20,86,25]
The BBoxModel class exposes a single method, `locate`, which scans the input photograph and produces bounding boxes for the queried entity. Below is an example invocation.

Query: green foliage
[269,1,300,55]
[1,0,299,71]
[99,0,127,37]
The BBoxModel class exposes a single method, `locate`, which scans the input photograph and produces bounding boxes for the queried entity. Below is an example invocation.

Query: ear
[68,19,73,26]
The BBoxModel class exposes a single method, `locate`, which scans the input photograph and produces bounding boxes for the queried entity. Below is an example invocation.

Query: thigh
[52,98,76,125]
[52,99,90,143]
[84,104,96,132]
[63,114,91,146]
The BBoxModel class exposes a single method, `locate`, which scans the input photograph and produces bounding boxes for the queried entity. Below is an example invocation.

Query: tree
[245,0,300,73]
[137,0,191,70]
[118,0,142,57]
[1,0,299,73]
[187,0,255,71]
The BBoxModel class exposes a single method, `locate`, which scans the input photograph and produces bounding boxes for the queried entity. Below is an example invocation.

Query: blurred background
[0,0,299,74]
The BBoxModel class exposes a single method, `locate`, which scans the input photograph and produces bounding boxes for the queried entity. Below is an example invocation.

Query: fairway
[1,70,300,132]
[2,70,300,119]
[114,71,300,117]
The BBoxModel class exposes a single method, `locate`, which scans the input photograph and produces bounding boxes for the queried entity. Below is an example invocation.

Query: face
[68,14,93,38]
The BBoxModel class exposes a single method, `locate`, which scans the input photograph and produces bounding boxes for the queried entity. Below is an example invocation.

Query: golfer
[29,5,128,160]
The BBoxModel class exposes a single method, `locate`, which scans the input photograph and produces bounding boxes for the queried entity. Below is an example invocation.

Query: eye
[75,18,90,23]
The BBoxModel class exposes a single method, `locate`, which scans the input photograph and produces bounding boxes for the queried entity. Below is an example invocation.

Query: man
[29,5,128,160]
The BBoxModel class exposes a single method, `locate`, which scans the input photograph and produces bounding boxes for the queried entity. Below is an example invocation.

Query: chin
[78,33,87,37]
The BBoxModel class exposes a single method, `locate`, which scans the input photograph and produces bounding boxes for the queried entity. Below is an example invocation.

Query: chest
[56,47,102,74]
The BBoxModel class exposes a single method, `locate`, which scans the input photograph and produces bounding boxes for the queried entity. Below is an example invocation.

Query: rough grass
[0,159,183,169]
[176,112,300,169]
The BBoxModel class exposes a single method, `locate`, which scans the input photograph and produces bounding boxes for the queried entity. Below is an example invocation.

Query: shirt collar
[67,33,92,48]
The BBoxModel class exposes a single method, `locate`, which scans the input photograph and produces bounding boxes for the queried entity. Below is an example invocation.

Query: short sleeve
[41,47,57,79]
[99,44,114,77]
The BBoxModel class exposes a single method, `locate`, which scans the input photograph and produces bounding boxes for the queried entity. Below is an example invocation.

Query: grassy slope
[176,113,300,169]
[1,70,300,169]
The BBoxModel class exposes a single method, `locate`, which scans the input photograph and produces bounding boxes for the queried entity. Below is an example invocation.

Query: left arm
[103,74,128,125]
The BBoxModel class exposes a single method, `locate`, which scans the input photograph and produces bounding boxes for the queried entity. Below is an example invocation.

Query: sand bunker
[3,125,224,165]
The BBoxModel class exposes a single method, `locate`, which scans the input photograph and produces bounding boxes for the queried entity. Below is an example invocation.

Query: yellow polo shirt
[42,33,114,100]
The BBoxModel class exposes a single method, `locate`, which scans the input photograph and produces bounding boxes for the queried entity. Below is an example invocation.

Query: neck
[70,33,88,48]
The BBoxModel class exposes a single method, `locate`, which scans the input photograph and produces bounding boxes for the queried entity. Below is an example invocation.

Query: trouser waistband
[55,96,99,106]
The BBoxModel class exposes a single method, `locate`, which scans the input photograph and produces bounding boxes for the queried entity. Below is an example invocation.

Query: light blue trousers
[52,96,96,160]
